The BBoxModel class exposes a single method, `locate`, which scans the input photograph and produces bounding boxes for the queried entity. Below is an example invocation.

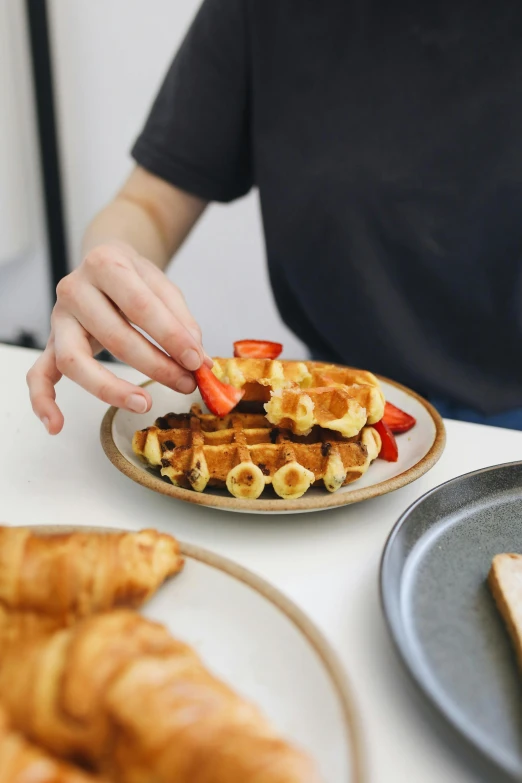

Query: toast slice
[488,553,522,668]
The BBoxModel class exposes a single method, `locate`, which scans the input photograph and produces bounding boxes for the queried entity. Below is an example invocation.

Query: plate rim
[379,460,522,779]
[23,524,365,783]
[100,369,446,513]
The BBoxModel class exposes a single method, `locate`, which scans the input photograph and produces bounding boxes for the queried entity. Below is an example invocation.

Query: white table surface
[2,343,519,783]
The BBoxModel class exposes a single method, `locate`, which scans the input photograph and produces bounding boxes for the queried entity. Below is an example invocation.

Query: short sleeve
[131,0,252,203]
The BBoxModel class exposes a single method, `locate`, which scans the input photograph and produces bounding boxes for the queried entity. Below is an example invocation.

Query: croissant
[0,706,107,783]
[0,611,321,783]
[0,606,62,647]
[0,527,183,622]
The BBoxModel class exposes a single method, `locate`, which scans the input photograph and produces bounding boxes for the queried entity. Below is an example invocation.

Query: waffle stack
[133,405,381,500]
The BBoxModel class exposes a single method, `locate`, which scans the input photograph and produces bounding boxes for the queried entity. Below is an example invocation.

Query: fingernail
[41,416,50,433]
[176,375,197,394]
[180,348,201,371]
[126,394,148,413]
[204,353,214,368]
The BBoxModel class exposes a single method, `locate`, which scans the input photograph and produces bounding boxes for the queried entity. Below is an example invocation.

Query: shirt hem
[131,139,251,204]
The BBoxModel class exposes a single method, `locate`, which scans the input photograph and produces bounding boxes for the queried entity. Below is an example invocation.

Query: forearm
[81,166,208,270]
[81,197,171,269]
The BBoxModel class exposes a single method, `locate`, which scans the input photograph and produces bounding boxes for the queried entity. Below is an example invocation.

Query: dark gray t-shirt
[132,0,522,414]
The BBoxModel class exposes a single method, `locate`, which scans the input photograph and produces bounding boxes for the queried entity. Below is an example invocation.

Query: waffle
[132,405,381,500]
[211,359,312,402]
[266,385,381,438]
[212,358,385,436]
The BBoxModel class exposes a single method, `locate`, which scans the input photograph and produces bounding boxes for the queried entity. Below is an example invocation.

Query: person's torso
[247,0,522,412]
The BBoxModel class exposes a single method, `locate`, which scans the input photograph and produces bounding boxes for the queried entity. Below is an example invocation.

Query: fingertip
[124,391,152,414]
[187,327,209,366]
[180,348,203,372]
[175,375,197,395]
[41,409,64,435]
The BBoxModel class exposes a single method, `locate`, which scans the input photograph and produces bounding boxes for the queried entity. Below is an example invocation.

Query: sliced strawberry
[233,340,283,359]
[194,365,244,416]
[372,419,399,462]
[382,402,416,434]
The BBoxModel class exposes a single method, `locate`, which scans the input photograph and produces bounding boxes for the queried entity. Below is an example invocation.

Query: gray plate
[380,462,522,781]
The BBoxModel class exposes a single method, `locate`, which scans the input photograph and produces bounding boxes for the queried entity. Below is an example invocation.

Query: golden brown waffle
[211,358,385,436]
[212,358,380,396]
[211,358,312,402]
[132,405,381,501]
[266,385,377,437]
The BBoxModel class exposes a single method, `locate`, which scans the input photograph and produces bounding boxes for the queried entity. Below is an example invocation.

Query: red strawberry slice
[372,419,399,462]
[194,365,244,417]
[233,340,283,359]
[382,402,416,434]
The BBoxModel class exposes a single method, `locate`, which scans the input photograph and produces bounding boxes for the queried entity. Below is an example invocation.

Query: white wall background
[48,0,305,359]
[0,0,51,345]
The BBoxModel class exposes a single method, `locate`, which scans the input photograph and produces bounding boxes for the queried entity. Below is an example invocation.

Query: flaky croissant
[0,611,321,783]
[0,527,183,622]
[0,606,62,647]
[0,706,107,783]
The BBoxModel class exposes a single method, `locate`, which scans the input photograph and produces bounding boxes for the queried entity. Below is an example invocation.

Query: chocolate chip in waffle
[132,405,381,501]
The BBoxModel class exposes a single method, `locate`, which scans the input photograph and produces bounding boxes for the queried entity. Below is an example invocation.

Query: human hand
[27,242,209,434]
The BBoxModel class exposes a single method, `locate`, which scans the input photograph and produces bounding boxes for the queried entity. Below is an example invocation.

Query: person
[26,0,522,433]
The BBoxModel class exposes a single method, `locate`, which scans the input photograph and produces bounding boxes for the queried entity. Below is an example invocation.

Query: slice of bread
[488,553,522,668]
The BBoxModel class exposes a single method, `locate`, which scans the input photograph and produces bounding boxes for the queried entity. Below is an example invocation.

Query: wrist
[81,237,138,260]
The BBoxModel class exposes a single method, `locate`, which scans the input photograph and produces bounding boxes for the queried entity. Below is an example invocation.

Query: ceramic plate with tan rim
[101,371,445,514]
[29,525,363,783]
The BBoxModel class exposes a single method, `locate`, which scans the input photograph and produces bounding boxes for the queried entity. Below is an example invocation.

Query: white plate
[101,374,445,514]
[35,528,363,783]
[146,542,361,782]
